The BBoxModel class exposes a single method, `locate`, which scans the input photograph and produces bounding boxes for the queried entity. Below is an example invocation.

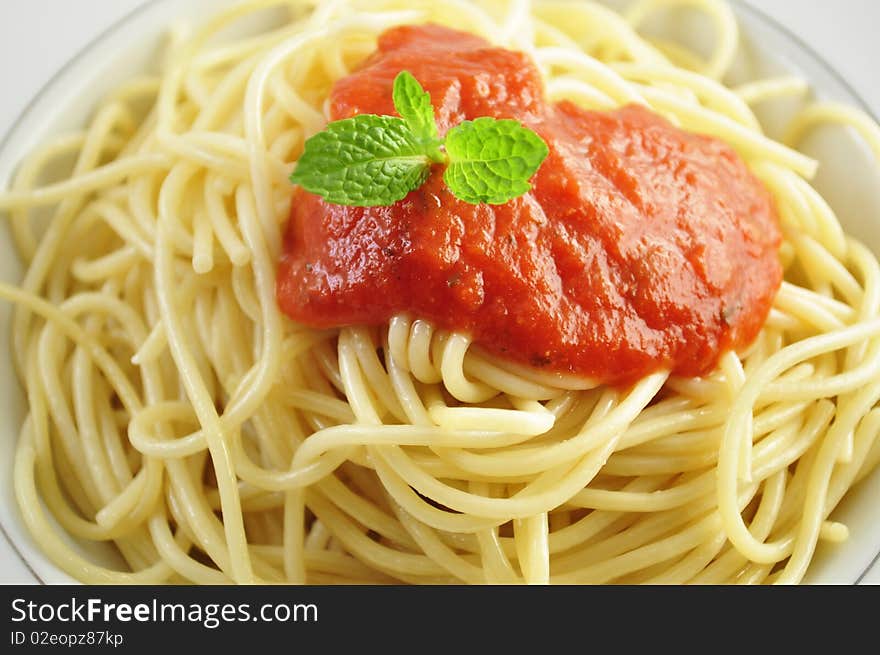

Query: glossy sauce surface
[277,25,782,384]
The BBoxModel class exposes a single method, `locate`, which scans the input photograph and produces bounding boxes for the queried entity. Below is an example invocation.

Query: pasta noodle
[1,0,879,585]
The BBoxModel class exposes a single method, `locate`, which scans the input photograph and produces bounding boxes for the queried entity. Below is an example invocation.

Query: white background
[0,1,877,583]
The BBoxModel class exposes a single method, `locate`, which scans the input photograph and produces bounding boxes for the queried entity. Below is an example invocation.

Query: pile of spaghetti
[2,0,880,584]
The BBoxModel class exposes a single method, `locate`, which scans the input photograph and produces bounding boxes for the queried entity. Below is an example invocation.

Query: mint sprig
[289,71,548,207]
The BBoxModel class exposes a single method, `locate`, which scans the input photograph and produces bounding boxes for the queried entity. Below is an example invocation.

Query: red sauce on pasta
[277,25,782,384]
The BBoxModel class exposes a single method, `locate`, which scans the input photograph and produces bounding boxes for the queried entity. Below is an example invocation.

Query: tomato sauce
[276,25,782,384]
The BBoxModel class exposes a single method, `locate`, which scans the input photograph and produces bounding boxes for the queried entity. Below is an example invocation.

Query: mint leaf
[444,117,549,205]
[290,114,432,206]
[392,70,443,162]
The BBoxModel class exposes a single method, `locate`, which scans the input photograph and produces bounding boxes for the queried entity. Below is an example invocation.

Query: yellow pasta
[1,0,878,585]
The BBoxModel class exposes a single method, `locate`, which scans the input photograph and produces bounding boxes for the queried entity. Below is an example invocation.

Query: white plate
[1,0,879,584]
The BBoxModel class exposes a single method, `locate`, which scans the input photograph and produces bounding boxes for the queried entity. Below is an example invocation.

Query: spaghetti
[1,0,879,584]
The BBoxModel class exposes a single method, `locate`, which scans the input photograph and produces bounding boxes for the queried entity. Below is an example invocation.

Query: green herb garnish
[392,70,442,158]
[289,71,548,206]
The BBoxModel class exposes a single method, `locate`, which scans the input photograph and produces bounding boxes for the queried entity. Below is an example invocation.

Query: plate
[0,0,878,584]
